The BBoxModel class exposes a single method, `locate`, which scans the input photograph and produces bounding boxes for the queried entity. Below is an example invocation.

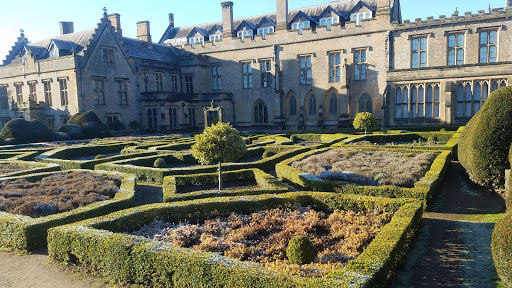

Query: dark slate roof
[122,37,179,64]
[27,28,96,56]
[51,39,78,52]
[25,45,48,59]
[235,20,257,32]
[159,0,400,43]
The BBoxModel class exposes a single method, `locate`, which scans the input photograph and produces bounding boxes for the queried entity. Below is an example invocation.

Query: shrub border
[0,160,61,179]
[0,169,137,251]
[47,192,422,287]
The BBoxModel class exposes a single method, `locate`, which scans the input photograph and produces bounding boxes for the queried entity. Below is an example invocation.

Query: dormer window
[237,30,254,40]
[189,36,204,47]
[350,12,372,25]
[209,35,222,43]
[291,21,310,33]
[257,27,274,39]
[319,17,339,29]
[50,48,59,58]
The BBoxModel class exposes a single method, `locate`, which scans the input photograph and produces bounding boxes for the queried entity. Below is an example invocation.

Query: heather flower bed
[0,162,26,175]
[291,149,437,187]
[0,171,121,218]
[131,206,392,277]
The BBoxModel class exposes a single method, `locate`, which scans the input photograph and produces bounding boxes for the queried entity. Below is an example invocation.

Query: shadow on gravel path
[391,161,505,288]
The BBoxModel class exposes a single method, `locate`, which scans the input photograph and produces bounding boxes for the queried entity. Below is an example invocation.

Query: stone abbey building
[0,0,511,131]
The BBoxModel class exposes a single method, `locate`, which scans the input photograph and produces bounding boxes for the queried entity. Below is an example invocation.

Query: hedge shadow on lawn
[47,192,422,288]
[162,168,290,202]
[0,169,138,251]
[276,146,453,205]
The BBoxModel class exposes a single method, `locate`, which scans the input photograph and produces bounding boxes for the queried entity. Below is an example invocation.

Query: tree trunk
[218,162,222,191]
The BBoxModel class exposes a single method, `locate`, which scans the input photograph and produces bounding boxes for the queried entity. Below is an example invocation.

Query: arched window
[329,93,337,115]
[254,100,268,124]
[308,95,316,115]
[358,94,372,113]
[289,95,297,116]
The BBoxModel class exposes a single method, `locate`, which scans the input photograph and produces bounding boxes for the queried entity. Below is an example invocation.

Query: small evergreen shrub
[286,235,316,265]
[492,213,512,287]
[154,158,166,168]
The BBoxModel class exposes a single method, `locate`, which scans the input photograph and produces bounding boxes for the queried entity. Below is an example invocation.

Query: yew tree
[353,112,377,136]
[191,122,247,190]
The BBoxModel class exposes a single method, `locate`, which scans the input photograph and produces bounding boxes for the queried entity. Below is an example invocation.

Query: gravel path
[391,161,506,288]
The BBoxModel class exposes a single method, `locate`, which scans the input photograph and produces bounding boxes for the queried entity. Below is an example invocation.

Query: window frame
[184,75,193,94]
[102,47,115,63]
[319,16,339,29]
[0,85,8,110]
[58,78,69,106]
[329,52,342,83]
[92,78,105,105]
[447,32,465,66]
[479,29,498,64]
[411,35,428,69]
[242,62,253,89]
[15,83,23,103]
[354,49,367,81]
[28,81,37,103]
[211,64,222,91]
[170,74,179,92]
[299,55,312,85]
[116,79,128,105]
[42,80,52,106]
[260,59,272,88]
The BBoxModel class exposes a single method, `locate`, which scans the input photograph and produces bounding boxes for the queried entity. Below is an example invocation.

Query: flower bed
[47,192,422,287]
[0,171,121,218]
[163,168,289,202]
[0,169,137,251]
[131,206,392,277]
[276,147,452,203]
[0,160,60,178]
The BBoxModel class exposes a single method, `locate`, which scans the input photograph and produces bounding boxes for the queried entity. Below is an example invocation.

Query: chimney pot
[221,2,234,38]
[108,13,122,38]
[137,21,153,48]
[169,13,175,27]
[59,22,74,35]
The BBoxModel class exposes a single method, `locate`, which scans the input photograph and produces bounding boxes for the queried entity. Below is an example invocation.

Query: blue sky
[0,0,504,61]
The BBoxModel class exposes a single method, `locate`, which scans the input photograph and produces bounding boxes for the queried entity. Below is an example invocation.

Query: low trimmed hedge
[0,170,137,251]
[290,133,349,143]
[0,150,45,161]
[36,143,156,170]
[162,168,289,202]
[492,212,512,287]
[96,147,313,184]
[0,160,60,178]
[276,147,452,204]
[48,192,422,287]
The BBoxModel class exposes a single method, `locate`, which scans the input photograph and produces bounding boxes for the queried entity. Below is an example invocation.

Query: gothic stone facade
[1,0,512,132]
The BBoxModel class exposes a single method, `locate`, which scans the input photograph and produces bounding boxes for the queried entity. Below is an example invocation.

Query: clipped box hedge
[162,168,289,202]
[36,143,156,170]
[96,146,313,184]
[276,147,452,203]
[0,169,137,251]
[290,133,349,143]
[0,160,60,179]
[48,192,422,288]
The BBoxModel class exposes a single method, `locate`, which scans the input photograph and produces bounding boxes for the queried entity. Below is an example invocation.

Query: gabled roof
[318,5,347,19]
[208,24,223,35]
[289,11,316,24]
[188,27,209,38]
[235,20,257,32]
[159,0,400,44]
[24,45,48,59]
[256,17,276,29]
[2,31,29,66]
[49,39,78,53]
[349,0,377,14]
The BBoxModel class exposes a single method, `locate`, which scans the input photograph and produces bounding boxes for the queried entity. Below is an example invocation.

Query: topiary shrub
[492,213,512,287]
[153,158,166,168]
[353,112,377,136]
[458,86,512,189]
[0,119,61,144]
[286,235,316,265]
[58,124,85,140]
[68,111,107,139]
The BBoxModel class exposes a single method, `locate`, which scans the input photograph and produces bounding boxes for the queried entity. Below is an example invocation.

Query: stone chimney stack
[276,0,288,31]
[169,13,175,27]
[59,22,74,35]
[137,21,152,47]
[376,0,391,16]
[108,13,122,38]
[221,2,234,38]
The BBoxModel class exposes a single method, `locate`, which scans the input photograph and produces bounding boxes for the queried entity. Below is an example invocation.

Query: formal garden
[0,90,511,287]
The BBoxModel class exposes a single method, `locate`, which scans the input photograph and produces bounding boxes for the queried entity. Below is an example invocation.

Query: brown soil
[390,162,506,288]
[0,171,120,217]
[132,207,392,277]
